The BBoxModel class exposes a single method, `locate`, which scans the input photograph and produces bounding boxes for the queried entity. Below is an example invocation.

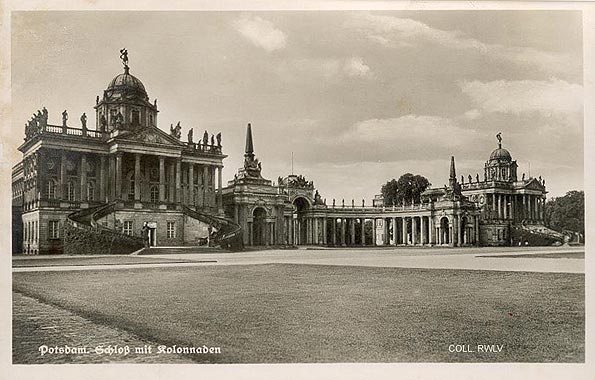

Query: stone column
[350,218,356,246]
[175,159,182,203]
[248,222,253,246]
[99,155,106,202]
[372,219,377,246]
[402,217,408,245]
[437,226,441,245]
[187,163,194,206]
[528,195,532,221]
[457,215,463,247]
[475,216,479,244]
[429,217,435,245]
[217,167,223,212]
[361,218,366,246]
[59,151,66,199]
[340,218,346,246]
[134,154,141,201]
[115,153,122,200]
[392,217,397,245]
[202,166,208,207]
[159,157,165,203]
[312,218,318,245]
[80,154,87,202]
[503,195,508,220]
[331,218,337,246]
[412,217,418,245]
[322,218,328,245]
[497,194,502,220]
[492,193,496,219]
[168,163,175,203]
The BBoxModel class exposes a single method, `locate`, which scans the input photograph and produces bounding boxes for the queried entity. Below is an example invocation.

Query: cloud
[233,15,287,52]
[347,12,575,75]
[463,109,482,120]
[459,79,583,117]
[277,56,372,82]
[341,115,477,145]
[343,57,372,77]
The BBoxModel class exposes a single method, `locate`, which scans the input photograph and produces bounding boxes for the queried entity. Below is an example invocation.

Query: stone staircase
[181,205,243,251]
[511,223,565,246]
[64,202,145,255]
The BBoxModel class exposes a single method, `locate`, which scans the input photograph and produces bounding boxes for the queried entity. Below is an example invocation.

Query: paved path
[13,246,584,274]
[13,292,192,364]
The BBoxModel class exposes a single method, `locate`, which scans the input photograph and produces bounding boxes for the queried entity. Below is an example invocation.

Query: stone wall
[63,221,143,255]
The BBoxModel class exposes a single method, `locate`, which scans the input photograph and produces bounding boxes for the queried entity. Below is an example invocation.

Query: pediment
[522,178,545,191]
[116,127,184,147]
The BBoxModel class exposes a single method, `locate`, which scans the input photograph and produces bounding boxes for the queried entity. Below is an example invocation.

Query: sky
[9,10,583,199]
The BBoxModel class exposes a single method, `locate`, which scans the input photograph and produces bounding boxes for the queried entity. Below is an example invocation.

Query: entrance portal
[292,197,310,245]
[146,221,157,246]
[252,208,267,246]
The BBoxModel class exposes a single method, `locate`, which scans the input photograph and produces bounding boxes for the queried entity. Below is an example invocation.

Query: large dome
[489,147,512,162]
[105,67,148,100]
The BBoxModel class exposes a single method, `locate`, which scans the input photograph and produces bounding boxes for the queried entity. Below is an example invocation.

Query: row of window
[122,220,177,239]
[24,220,60,242]
[46,179,96,201]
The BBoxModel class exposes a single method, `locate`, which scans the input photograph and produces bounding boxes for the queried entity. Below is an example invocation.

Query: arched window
[46,179,57,199]
[129,179,135,201]
[66,181,76,201]
[150,185,159,203]
[87,181,95,201]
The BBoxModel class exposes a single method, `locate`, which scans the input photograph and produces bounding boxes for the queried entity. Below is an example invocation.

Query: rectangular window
[49,220,60,239]
[167,221,176,239]
[123,221,134,236]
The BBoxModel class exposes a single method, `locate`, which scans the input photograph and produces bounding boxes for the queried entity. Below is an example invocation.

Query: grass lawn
[13,264,584,363]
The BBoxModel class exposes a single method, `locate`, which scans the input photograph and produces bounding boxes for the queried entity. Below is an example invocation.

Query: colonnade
[284,213,480,247]
[488,193,545,222]
[40,149,224,211]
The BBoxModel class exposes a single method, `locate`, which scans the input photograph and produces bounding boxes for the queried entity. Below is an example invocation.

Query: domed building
[12,51,238,255]
[459,134,552,246]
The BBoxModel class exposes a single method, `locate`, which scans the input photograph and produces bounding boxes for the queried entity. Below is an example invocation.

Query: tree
[544,190,584,236]
[381,173,431,206]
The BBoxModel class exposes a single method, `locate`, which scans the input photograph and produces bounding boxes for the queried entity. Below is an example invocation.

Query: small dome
[489,147,512,162]
[105,67,148,100]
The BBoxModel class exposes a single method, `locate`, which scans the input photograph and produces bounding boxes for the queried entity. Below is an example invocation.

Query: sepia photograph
[2,2,592,379]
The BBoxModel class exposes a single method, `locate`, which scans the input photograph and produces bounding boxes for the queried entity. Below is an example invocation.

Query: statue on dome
[119,48,129,68]
[496,132,502,148]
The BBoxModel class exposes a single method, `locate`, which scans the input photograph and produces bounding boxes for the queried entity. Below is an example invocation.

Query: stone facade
[12,53,225,254]
[222,127,554,248]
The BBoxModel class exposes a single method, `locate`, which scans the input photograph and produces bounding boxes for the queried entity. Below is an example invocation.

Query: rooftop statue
[216,132,222,147]
[187,128,193,144]
[170,122,182,139]
[203,130,209,146]
[80,113,87,130]
[62,110,68,127]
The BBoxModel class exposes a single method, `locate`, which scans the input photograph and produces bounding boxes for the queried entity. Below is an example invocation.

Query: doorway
[146,221,157,246]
